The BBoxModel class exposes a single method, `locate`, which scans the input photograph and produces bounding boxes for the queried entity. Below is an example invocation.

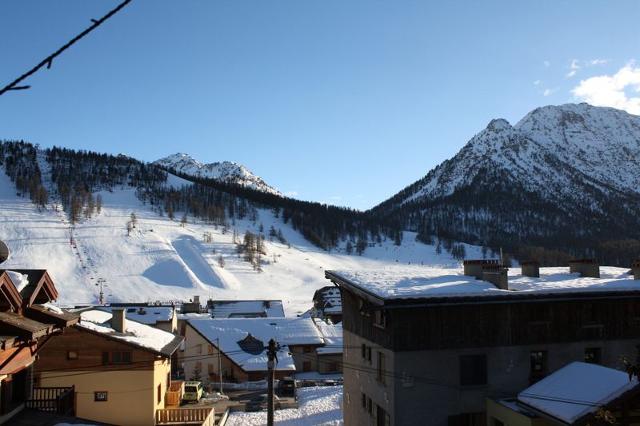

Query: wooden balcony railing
[25,386,75,415]
[156,407,214,426]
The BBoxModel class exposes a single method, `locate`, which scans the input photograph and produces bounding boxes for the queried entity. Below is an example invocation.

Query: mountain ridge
[154,152,281,196]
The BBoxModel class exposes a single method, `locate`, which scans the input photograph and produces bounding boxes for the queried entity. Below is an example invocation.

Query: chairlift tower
[96,278,107,305]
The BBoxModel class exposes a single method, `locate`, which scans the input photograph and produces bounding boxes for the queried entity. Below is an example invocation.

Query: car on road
[278,377,296,397]
[182,381,204,403]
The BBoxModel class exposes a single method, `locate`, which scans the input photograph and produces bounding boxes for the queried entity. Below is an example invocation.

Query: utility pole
[267,338,277,426]
[216,337,223,394]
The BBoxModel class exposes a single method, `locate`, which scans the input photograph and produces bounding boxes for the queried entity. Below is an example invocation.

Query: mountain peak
[154,153,280,196]
[486,118,512,132]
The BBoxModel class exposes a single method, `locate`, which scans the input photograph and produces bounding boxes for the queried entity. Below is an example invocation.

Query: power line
[0,0,132,96]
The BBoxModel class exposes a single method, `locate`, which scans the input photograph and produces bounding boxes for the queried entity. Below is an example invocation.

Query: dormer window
[237,333,265,355]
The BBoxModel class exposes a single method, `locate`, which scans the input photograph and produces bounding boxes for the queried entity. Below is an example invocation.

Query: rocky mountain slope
[154,153,280,195]
[371,103,640,264]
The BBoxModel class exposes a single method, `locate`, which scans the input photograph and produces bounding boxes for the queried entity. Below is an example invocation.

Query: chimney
[632,260,640,280]
[463,259,501,279]
[112,308,127,333]
[482,268,509,290]
[193,295,200,304]
[521,261,540,278]
[569,258,600,278]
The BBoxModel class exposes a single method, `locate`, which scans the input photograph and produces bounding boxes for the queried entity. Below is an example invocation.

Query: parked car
[182,381,203,402]
[278,377,296,397]
[246,394,280,412]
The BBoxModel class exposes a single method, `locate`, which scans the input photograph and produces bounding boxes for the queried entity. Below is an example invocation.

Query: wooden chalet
[33,309,215,426]
[0,269,79,424]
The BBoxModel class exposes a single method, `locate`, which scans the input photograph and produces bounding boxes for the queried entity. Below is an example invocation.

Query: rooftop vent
[632,260,640,280]
[0,240,9,265]
[569,259,600,278]
[463,259,501,279]
[521,261,540,278]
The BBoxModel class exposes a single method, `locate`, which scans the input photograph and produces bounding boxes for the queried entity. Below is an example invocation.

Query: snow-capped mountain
[154,153,280,195]
[401,103,640,203]
[373,103,640,263]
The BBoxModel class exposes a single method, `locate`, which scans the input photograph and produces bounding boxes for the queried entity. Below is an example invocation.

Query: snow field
[1,168,483,314]
[226,385,343,426]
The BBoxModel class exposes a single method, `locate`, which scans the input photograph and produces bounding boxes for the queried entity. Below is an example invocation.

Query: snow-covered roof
[78,310,182,356]
[188,317,324,372]
[313,318,342,355]
[518,362,638,423]
[98,305,175,325]
[209,300,285,318]
[5,271,29,292]
[177,312,211,320]
[328,266,640,301]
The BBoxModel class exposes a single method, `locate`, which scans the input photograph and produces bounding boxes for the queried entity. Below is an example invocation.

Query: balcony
[155,407,214,426]
[25,386,75,416]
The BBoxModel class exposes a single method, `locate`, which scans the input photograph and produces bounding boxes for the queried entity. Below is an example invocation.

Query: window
[102,351,109,365]
[94,391,108,402]
[361,344,366,359]
[157,384,162,404]
[585,347,602,364]
[530,351,547,374]
[367,347,372,363]
[376,405,390,426]
[303,361,312,372]
[367,397,373,415]
[303,346,312,353]
[208,345,214,355]
[459,354,487,386]
[374,310,387,328]
[377,352,386,385]
[67,350,78,360]
[196,344,203,354]
[361,393,367,409]
[111,351,132,364]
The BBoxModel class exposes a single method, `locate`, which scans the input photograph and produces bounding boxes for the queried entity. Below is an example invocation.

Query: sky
[1,1,639,210]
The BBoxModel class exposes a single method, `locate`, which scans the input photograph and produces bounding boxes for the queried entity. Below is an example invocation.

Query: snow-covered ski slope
[0,168,482,315]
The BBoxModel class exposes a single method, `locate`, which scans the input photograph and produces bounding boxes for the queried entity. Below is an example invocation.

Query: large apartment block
[326,261,640,426]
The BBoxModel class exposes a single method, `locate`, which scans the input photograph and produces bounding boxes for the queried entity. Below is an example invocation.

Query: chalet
[312,286,343,324]
[487,362,640,425]
[34,308,190,426]
[0,269,79,424]
[326,264,640,426]
[183,317,324,383]
[207,299,285,318]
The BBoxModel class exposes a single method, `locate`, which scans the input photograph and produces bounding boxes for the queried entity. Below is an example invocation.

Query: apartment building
[326,261,640,426]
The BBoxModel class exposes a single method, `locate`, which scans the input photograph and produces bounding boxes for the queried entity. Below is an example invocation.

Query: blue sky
[1,1,639,210]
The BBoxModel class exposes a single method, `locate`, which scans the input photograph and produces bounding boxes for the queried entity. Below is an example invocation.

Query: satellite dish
[0,241,9,264]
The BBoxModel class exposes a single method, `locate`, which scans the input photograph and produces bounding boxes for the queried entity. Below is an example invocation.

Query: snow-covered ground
[226,386,343,426]
[0,167,482,314]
